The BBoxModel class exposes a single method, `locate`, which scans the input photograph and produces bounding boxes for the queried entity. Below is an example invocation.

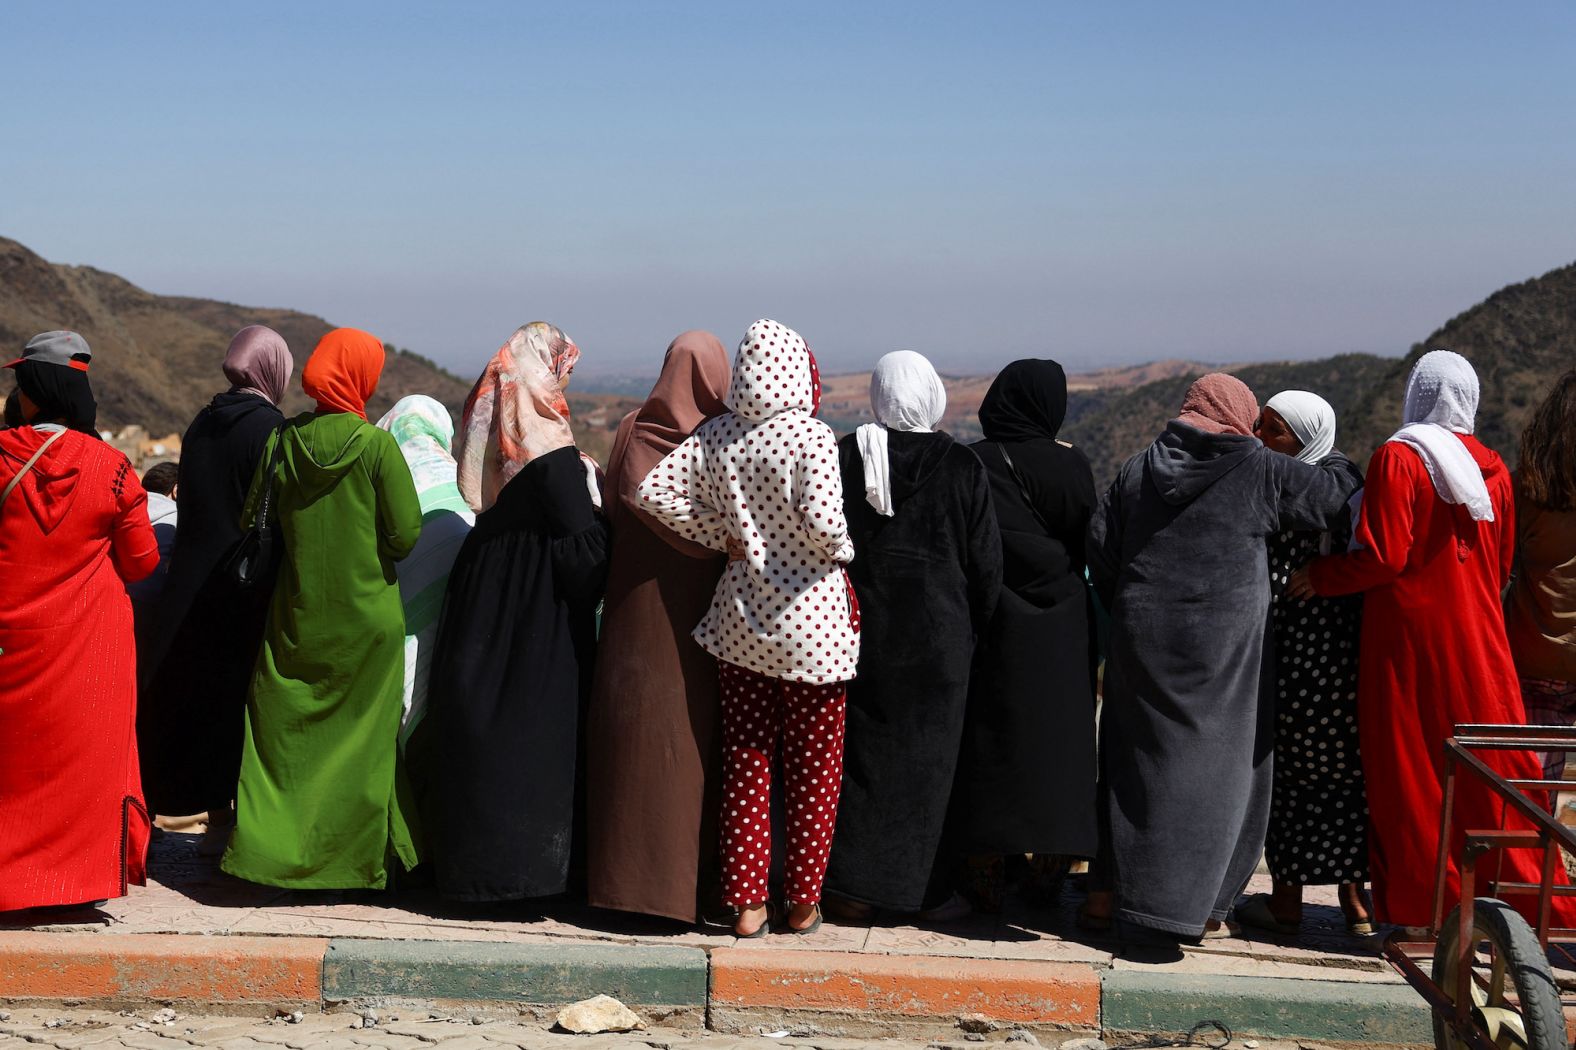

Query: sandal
[788,903,823,936]
[1235,893,1300,936]
[733,902,774,939]
[1339,884,1375,936]
[1201,919,1241,940]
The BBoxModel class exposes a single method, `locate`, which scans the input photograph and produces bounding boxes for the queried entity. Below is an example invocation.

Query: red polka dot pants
[717,660,848,907]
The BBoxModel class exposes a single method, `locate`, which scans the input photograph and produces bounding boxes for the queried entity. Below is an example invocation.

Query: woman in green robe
[221,328,424,890]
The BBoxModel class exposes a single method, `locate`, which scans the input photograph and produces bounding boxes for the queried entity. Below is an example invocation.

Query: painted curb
[709,947,1101,1028]
[0,932,326,1006]
[0,930,1452,1046]
[1101,969,1433,1045]
[321,938,708,1008]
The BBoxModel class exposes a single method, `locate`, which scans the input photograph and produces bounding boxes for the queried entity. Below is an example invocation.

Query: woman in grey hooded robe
[1084,374,1362,941]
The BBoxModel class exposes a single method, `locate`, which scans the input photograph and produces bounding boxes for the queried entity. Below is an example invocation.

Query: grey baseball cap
[6,330,92,371]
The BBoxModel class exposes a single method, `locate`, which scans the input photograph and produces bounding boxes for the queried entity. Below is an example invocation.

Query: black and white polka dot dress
[637,320,859,685]
[1265,527,1370,885]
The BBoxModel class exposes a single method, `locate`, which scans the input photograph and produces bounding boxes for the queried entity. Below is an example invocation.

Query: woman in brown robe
[584,331,731,922]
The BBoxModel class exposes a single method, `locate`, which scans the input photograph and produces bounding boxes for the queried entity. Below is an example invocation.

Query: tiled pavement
[1,830,1394,981]
[0,833,1479,1045]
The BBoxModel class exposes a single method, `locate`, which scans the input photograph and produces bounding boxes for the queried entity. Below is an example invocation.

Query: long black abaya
[824,431,1002,911]
[952,360,1100,858]
[425,445,609,902]
[138,390,282,817]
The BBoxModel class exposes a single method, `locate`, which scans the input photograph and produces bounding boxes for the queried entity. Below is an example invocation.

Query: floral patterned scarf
[454,322,580,513]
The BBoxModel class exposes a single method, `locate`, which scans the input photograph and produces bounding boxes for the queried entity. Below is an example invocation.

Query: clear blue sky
[3,2,1573,376]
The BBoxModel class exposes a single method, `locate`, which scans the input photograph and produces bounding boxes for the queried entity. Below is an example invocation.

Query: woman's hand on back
[1286,565,1319,601]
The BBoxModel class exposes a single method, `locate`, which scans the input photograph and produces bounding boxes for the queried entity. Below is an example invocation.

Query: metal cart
[1382,724,1576,1050]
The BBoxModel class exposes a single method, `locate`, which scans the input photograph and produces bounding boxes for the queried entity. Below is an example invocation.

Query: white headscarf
[1387,349,1493,522]
[856,350,948,516]
[1265,390,1337,465]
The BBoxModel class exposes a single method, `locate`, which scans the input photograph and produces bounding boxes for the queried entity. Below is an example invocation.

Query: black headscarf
[13,359,98,434]
[2,388,22,429]
[977,358,1068,442]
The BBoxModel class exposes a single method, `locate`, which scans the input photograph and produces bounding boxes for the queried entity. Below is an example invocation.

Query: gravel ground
[0,1007,1094,1050]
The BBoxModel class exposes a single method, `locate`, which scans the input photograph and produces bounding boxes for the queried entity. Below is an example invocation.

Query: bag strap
[254,423,288,530]
[996,443,1053,535]
[0,429,67,512]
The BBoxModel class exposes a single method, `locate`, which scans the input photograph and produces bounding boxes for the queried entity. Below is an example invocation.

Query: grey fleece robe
[1088,421,1362,938]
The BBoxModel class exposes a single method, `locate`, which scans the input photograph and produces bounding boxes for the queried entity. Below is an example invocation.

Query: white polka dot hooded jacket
[637,320,860,685]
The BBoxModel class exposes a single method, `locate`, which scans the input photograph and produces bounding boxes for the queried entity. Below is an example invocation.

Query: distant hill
[1338,262,1576,466]
[7,235,1569,484]
[773,266,1576,489]
[0,236,477,437]
[1061,354,1399,487]
[1062,261,1576,488]
[1066,359,1217,391]
[813,360,1217,445]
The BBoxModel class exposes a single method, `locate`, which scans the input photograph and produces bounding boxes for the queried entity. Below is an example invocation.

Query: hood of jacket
[1145,420,1261,506]
[728,319,815,423]
[279,412,377,501]
[1463,432,1509,483]
[204,388,283,431]
[0,427,88,535]
[885,430,957,508]
[146,491,178,527]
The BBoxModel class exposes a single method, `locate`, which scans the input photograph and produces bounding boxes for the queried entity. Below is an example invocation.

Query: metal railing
[1379,724,1576,1050]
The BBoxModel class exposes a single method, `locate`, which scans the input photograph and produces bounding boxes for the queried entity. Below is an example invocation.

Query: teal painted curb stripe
[1101,971,1432,1045]
[322,939,708,1007]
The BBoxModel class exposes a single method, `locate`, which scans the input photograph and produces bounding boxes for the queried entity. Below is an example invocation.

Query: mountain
[1060,354,1398,487]
[0,236,484,442]
[7,235,1570,484]
[1061,261,1576,488]
[811,361,1217,445]
[1338,263,1576,466]
[779,265,1575,489]
[1066,359,1217,391]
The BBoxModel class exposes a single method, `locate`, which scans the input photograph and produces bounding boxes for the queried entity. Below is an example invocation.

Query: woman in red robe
[1291,349,1573,932]
[0,332,159,913]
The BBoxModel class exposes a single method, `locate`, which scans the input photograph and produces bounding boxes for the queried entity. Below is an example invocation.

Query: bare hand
[725,536,747,562]
[1286,565,1319,602]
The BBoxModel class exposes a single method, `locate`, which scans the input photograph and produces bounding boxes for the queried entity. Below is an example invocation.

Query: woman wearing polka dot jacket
[1237,392,1373,937]
[638,319,860,937]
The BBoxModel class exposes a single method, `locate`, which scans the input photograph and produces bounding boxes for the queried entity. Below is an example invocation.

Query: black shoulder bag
[224,424,287,590]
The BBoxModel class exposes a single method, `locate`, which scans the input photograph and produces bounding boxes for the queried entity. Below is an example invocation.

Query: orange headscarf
[301,328,385,419]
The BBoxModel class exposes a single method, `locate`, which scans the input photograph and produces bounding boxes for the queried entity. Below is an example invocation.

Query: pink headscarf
[455,322,580,513]
[615,330,730,497]
[1175,373,1260,437]
[223,325,294,405]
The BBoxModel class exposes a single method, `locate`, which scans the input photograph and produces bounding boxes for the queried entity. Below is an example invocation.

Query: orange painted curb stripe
[709,947,1100,1026]
[0,933,327,1003]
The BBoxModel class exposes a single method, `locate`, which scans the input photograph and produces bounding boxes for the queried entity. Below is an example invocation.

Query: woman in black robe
[823,352,1002,919]
[421,326,610,902]
[950,359,1100,909]
[137,326,293,838]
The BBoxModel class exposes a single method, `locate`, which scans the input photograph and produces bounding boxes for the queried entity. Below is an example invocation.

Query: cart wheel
[1430,898,1565,1050]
